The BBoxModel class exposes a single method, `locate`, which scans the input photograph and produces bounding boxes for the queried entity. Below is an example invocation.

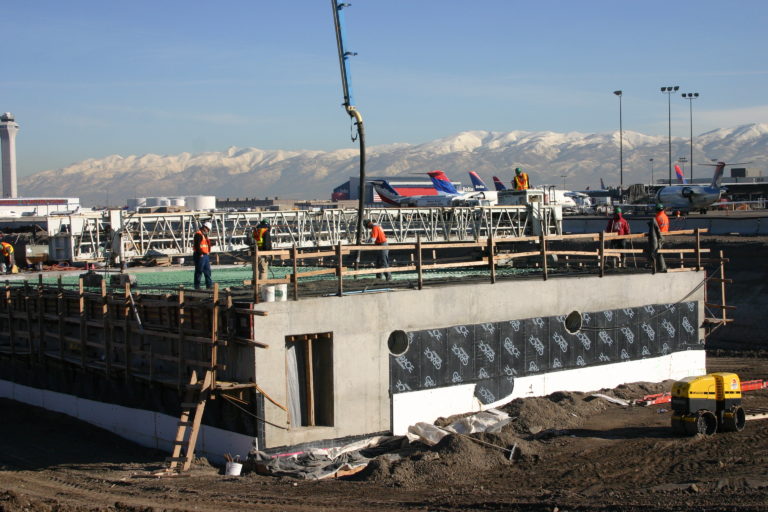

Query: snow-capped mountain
[21,124,768,205]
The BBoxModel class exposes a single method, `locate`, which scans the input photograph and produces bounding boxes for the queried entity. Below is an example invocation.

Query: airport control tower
[0,112,19,198]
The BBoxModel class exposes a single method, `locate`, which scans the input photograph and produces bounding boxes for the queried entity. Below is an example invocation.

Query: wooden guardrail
[245,228,712,300]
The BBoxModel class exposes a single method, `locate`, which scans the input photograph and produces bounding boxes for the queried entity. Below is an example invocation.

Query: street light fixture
[613,90,623,197]
[660,86,679,184]
[682,92,699,182]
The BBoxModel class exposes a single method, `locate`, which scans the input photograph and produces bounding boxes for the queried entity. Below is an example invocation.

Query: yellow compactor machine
[671,372,746,435]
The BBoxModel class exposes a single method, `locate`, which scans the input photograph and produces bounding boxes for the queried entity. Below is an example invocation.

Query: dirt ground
[2,236,768,512]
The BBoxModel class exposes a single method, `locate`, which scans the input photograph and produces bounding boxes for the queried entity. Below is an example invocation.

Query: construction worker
[253,219,273,279]
[364,219,391,281]
[0,239,14,274]
[605,206,630,266]
[513,167,530,190]
[654,204,670,233]
[192,221,215,289]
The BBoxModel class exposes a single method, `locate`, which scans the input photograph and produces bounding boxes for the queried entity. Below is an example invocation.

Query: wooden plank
[294,268,338,278]
[230,308,269,316]
[705,303,736,310]
[305,338,315,426]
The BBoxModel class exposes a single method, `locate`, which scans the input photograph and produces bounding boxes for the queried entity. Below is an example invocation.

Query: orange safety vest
[514,173,529,190]
[254,227,268,248]
[0,242,13,257]
[370,224,387,245]
[655,211,669,233]
[194,230,210,254]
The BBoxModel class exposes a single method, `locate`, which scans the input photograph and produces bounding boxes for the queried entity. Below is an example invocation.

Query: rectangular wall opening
[285,332,334,427]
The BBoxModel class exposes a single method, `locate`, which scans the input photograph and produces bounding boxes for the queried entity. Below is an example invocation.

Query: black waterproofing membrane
[390,302,701,404]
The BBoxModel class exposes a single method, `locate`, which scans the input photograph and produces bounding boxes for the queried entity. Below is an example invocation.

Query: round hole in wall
[564,310,583,334]
[388,330,409,356]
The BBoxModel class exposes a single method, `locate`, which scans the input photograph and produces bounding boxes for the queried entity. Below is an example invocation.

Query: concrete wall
[0,380,254,463]
[253,270,706,448]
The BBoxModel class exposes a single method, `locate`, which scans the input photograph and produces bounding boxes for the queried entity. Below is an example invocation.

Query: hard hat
[655,203,664,211]
[614,206,622,214]
[515,167,522,174]
[203,221,212,230]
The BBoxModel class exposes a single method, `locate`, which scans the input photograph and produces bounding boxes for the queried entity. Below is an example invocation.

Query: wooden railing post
[336,242,344,297]
[695,228,701,271]
[253,246,260,304]
[599,231,605,278]
[488,232,496,284]
[291,245,299,301]
[79,277,86,369]
[416,235,423,290]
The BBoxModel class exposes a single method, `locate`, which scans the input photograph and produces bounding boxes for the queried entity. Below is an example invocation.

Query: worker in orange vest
[0,240,14,274]
[364,219,391,281]
[513,167,530,190]
[193,221,215,289]
[654,204,670,233]
[253,219,273,279]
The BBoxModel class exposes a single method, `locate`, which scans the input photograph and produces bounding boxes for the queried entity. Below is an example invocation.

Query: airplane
[464,171,499,204]
[655,161,744,213]
[370,171,498,207]
[369,176,476,207]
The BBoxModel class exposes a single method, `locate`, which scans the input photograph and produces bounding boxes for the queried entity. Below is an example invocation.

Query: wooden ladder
[166,369,215,473]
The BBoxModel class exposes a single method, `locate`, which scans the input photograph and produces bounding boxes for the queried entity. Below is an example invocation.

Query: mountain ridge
[21,123,768,205]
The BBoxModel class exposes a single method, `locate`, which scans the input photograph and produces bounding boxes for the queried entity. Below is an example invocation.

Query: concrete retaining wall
[253,271,706,448]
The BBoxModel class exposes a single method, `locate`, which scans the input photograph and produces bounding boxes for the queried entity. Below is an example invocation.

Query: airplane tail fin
[469,171,489,191]
[600,178,607,190]
[674,164,688,184]
[492,176,507,191]
[427,170,460,195]
[710,162,727,188]
[369,179,401,205]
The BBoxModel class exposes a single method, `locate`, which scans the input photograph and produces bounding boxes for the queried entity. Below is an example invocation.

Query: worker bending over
[0,239,14,274]
[253,219,273,279]
[193,221,216,289]
[364,219,391,281]
[513,167,530,190]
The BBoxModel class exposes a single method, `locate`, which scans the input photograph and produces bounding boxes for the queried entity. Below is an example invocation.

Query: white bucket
[275,283,288,302]
[261,285,275,302]
[225,461,243,476]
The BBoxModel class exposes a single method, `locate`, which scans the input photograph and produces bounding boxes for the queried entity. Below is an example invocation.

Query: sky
[3,0,768,178]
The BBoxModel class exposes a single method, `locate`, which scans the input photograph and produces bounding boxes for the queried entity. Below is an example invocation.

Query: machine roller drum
[684,410,718,436]
[721,406,746,432]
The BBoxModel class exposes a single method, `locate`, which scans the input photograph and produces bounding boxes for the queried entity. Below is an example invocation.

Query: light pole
[649,158,654,185]
[682,92,699,182]
[661,86,679,184]
[613,90,623,197]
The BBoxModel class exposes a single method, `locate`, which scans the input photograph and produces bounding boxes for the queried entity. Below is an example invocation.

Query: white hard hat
[203,221,212,230]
